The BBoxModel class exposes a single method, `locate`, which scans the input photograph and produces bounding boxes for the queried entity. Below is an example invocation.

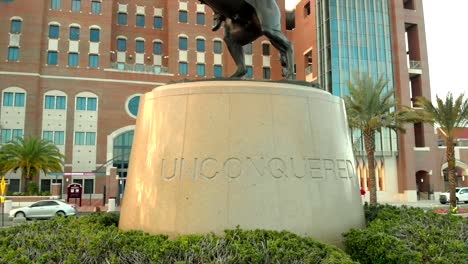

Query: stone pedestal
[119,81,365,245]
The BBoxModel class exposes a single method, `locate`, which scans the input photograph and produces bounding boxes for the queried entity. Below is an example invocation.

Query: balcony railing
[305,65,313,75]
[109,62,169,74]
[408,60,421,69]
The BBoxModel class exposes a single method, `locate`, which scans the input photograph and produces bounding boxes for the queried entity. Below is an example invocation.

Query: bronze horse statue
[201,0,295,79]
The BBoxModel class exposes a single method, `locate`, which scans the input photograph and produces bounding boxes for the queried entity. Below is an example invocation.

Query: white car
[9,200,77,219]
[439,187,468,204]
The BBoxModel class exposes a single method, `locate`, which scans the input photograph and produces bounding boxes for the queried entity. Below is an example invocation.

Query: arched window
[113,130,134,177]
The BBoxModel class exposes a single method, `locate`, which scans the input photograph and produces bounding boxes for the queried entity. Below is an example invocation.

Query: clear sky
[285,0,467,102]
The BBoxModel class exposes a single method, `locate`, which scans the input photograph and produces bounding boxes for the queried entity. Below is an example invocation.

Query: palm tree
[414,93,468,209]
[344,73,412,205]
[0,136,64,192]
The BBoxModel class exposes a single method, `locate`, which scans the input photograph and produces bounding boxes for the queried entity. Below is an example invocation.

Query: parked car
[439,187,468,204]
[9,200,77,219]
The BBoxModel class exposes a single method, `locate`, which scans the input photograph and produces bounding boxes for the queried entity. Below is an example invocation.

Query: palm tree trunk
[363,129,377,205]
[446,137,457,208]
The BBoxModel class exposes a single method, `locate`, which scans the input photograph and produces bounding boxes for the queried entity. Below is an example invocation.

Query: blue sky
[285,0,467,102]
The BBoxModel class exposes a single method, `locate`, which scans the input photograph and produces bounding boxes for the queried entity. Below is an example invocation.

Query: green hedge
[0,213,356,264]
[344,204,468,264]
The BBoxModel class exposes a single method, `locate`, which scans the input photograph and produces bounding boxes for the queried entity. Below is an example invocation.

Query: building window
[136,14,145,27]
[10,19,22,34]
[153,16,162,28]
[196,39,205,52]
[262,43,270,56]
[136,40,144,53]
[43,131,53,141]
[244,43,252,54]
[196,63,205,76]
[43,131,65,145]
[68,52,78,66]
[8,47,19,61]
[196,12,205,25]
[3,92,25,107]
[118,12,127,25]
[47,51,58,65]
[1,129,23,143]
[135,64,144,72]
[113,130,134,178]
[88,54,99,67]
[178,37,188,50]
[178,62,188,74]
[117,38,126,51]
[71,0,81,12]
[304,2,311,17]
[213,40,222,53]
[153,42,162,55]
[69,26,80,40]
[49,25,59,38]
[90,28,100,42]
[246,66,253,78]
[127,95,140,117]
[44,95,66,109]
[51,0,61,10]
[40,179,51,193]
[74,132,95,145]
[9,179,20,193]
[91,1,101,14]
[403,0,415,10]
[76,97,97,111]
[179,10,188,23]
[262,67,271,79]
[214,65,222,77]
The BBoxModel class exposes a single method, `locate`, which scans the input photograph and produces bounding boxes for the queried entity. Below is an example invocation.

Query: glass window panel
[10,20,21,33]
[118,13,127,25]
[49,25,59,38]
[135,64,144,71]
[86,132,96,145]
[243,43,252,54]
[263,67,271,79]
[153,42,162,55]
[51,0,61,10]
[196,64,205,75]
[91,1,101,14]
[69,26,80,40]
[153,16,162,28]
[55,95,65,109]
[196,13,205,25]
[71,0,80,12]
[12,129,22,141]
[14,93,25,107]
[43,131,53,141]
[179,10,187,23]
[74,132,84,145]
[128,96,140,116]
[213,65,222,77]
[7,47,19,61]
[3,92,13,106]
[246,66,253,78]
[87,97,97,111]
[136,15,145,27]
[76,97,86,110]
[178,62,187,74]
[117,38,126,51]
[1,129,11,143]
[196,39,205,52]
[178,37,187,50]
[68,52,78,66]
[90,28,100,42]
[213,40,222,53]
[84,179,94,194]
[136,40,144,53]
[47,51,58,65]
[45,95,55,109]
[89,54,98,67]
[54,131,64,145]
[262,43,270,55]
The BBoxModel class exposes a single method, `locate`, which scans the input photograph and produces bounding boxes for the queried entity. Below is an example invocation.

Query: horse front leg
[223,24,247,78]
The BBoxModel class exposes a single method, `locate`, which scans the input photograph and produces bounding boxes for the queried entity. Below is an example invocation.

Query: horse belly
[202,0,243,16]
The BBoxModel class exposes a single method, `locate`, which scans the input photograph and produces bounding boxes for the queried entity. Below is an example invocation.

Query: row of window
[48,25,100,41]
[0,129,23,144]
[177,63,271,79]
[116,11,208,28]
[3,93,96,111]
[2,92,25,107]
[46,51,99,67]
[6,179,94,194]
[1,130,96,145]
[50,0,101,14]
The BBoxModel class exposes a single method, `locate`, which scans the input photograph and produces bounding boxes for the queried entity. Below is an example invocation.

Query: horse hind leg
[263,29,295,80]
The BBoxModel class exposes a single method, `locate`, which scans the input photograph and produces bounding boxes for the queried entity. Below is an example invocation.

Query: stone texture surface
[119,81,365,245]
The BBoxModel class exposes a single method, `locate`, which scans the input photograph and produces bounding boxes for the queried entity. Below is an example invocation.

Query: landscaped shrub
[344,204,468,264]
[0,213,356,264]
